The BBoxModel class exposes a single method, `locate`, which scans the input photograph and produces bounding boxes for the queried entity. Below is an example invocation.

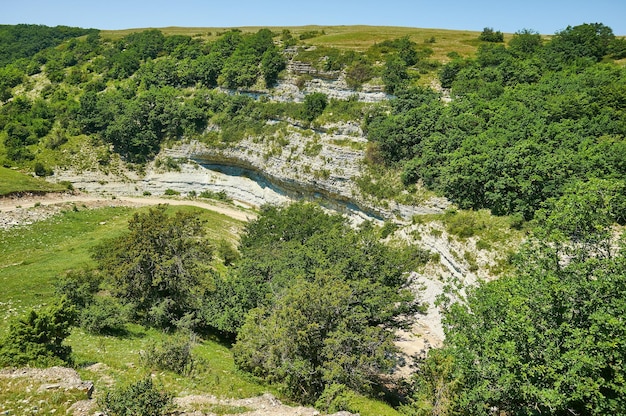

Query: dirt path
[0,192,257,224]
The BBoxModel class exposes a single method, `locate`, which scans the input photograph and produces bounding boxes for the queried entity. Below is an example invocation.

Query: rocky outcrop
[288,60,341,79]
[163,119,446,222]
[268,74,389,103]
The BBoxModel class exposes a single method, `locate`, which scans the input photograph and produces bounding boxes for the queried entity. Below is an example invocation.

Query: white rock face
[54,116,447,223]
[271,75,389,103]
[164,119,446,221]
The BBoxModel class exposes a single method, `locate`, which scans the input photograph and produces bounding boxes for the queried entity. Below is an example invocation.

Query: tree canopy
[367,22,626,219]
[201,202,426,402]
[92,205,213,329]
[406,178,626,415]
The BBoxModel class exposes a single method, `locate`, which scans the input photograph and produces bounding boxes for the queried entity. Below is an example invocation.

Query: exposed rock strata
[162,121,447,222]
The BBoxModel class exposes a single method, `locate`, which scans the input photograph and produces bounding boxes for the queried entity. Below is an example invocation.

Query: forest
[0,21,625,415]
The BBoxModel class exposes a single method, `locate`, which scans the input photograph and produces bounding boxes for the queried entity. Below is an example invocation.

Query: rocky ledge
[163,120,447,222]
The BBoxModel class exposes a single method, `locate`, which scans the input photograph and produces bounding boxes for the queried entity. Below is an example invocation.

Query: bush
[302,92,328,122]
[444,210,484,239]
[34,161,53,176]
[80,297,128,335]
[198,189,232,202]
[315,384,358,414]
[100,377,172,416]
[295,74,312,90]
[0,297,77,367]
[217,239,240,266]
[346,61,374,89]
[164,188,180,196]
[55,269,101,309]
[140,336,194,375]
[479,27,504,42]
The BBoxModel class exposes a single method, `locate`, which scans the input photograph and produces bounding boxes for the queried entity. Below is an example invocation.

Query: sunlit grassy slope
[0,205,243,328]
[0,166,67,196]
[102,25,515,61]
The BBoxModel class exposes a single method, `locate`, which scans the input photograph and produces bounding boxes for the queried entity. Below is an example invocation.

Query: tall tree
[93,205,212,328]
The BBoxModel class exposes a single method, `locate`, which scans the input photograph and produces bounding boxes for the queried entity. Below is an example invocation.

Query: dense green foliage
[92,205,213,329]
[406,179,626,415]
[0,24,97,66]
[141,336,195,375]
[56,269,130,334]
[367,22,626,219]
[0,297,76,367]
[101,377,172,416]
[0,26,290,164]
[302,91,328,121]
[478,27,504,43]
[202,202,427,403]
[0,24,436,167]
[205,203,425,335]
[2,21,626,414]
[42,202,417,408]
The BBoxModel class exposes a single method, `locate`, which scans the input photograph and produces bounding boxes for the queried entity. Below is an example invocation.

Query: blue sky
[3,0,625,35]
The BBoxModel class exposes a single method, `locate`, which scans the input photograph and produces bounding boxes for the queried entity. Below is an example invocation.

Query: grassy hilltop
[102,25,508,60]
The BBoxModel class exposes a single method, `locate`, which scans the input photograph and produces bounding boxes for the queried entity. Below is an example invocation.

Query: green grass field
[101,24,516,62]
[0,166,67,196]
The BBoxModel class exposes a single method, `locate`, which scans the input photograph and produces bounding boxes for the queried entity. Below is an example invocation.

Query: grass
[0,376,88,415]
[415,208,526,245]
[69,326,273,400]
[0,206,132,328]
[0,166,67,196]
[101,25,517,62]
[342,392,402,416]
[0,202,260,411]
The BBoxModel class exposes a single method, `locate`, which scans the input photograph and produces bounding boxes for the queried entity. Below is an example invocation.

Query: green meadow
[0,166,67,196]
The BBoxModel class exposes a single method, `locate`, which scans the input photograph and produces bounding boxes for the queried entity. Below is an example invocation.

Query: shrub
[80,297,128,335]
[55,269,101,309]
[155,156,181,171]
[302,92,328,122]
[198,189,232,202]
[164,188,180,196]
[380,221,398,239]
[100,377,172,416]
[295,74,312,90]
[315,384,358,414]
[0,297,77,367]
[217,239,240,266]
[346,61,374,89]
[444,210,484,239]
[479,27,504,43]
[34,161,53,176]
[140,336,194,375]
[299,30,325,40]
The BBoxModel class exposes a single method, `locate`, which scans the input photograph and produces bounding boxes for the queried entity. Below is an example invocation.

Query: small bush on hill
[0,297,76,367]
[100,377,172,416]
[141,336,195,375]
[479,27,504,42]
[80,296,128,335]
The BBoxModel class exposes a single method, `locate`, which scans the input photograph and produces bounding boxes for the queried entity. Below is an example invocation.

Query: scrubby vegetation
[405,179,626,415]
